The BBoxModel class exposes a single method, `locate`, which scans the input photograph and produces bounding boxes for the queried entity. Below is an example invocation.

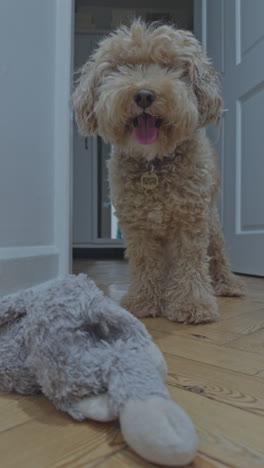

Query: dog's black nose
[134,89,155,108]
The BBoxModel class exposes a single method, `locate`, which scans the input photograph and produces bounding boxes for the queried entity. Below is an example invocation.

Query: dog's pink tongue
[134,114,158,144]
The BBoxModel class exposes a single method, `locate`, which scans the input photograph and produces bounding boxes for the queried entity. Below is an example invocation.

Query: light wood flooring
[1,259,264,468]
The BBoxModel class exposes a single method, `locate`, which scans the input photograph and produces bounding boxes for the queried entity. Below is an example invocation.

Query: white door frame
[194,0,207,49]
[54,0,74,276]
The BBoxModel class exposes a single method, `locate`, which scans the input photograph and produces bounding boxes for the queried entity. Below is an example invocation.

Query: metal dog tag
[141,172,159,190]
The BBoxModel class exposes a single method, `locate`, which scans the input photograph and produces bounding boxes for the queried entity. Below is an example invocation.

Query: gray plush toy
[0,274,198,466]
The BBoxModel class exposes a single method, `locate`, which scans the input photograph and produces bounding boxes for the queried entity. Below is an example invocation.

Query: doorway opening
[72,0,194,263]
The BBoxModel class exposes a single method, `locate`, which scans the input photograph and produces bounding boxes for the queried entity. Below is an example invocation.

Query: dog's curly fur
[73,20,244,323]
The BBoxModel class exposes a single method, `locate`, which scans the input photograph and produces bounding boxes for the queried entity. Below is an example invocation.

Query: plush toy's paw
[120,396,198,466]
[120,294,161,318]
[70,393,118,422]
[164,296,219,324]
[213,274,246,297]
[145,342,168,381]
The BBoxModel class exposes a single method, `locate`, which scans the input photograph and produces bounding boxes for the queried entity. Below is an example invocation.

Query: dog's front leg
[120,233,166,318]
[163,222,219,324]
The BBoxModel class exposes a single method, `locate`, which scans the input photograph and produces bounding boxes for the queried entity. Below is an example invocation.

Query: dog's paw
[164,296,219,324]
[120,294,161,318]
[213,274,246,297]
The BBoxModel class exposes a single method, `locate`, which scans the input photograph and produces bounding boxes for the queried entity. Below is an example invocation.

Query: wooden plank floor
[1,260,264,468]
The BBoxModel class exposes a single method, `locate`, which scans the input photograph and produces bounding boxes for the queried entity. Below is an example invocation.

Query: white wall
[0,1,55,247]
[0,0,73,294]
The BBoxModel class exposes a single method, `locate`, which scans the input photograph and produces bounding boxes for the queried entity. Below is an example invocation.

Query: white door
[195,0,264,276]
[0,0,73,295]
[223,0,264,275]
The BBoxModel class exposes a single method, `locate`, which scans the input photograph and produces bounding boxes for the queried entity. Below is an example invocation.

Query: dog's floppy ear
[72,60,98,135]
[180,32,223,127]
[191,52,223,127]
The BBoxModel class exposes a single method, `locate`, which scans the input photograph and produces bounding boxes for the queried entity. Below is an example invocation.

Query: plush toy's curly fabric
[0,274,169,415]
[0,274,198,466]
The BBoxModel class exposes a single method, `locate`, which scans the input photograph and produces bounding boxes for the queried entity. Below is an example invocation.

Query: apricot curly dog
[73,21,244,323]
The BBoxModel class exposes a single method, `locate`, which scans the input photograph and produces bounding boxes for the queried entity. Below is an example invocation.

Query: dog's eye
[180,70,191,81]
[164,66,179,74]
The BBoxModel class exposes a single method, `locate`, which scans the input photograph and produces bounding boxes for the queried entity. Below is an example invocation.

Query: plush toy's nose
[134,89,155,109]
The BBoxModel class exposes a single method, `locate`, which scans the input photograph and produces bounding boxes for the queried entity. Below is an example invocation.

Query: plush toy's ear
[0,293,29,328]
[191,53,223,127]
[72,60,98,135]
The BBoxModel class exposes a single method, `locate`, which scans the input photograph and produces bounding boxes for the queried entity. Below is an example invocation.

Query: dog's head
[73,21,222,158]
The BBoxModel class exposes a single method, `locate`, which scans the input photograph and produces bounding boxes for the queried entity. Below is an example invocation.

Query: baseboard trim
[73,247,125,260]
[0,246,59,295]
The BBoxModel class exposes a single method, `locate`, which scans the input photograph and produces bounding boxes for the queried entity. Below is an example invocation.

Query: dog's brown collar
[147,151,182,172]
